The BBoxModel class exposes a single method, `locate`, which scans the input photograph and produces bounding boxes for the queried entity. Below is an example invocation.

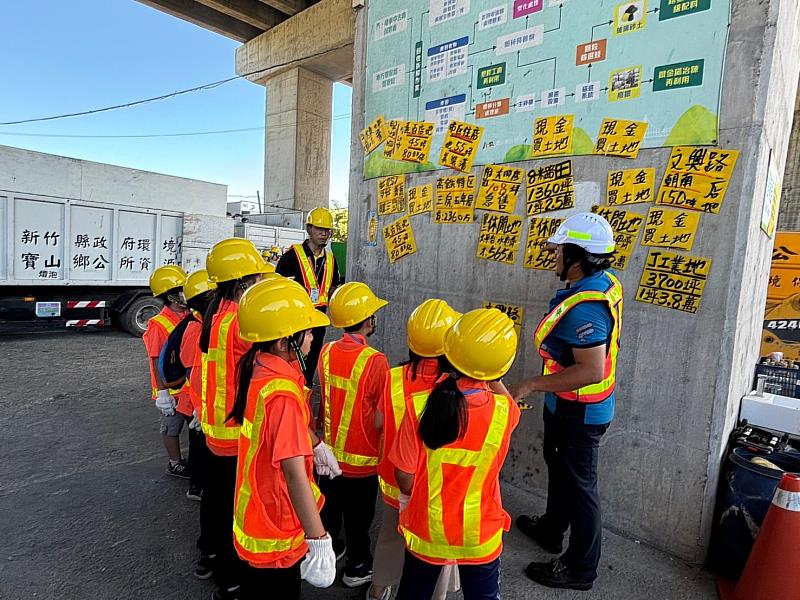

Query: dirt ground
[0,331,716,600]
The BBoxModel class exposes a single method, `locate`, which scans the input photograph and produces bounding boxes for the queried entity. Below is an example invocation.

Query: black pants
[396,551,501,600]
[187,426,205,491]
[541,404,608,580]
[318,474,378,568]
[303,324,327,386]
[190,430,214,555]
[240,561,301,600]
[201,452,242,590]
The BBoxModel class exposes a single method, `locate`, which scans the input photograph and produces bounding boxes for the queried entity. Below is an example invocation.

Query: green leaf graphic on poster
[571,128,595,154]
[665,105,718,146]
[504,145,532,163]
[365,152,435,179]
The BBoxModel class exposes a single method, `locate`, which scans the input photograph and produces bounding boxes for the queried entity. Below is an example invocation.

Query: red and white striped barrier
[66,301,108,309]
[66,319,107,328]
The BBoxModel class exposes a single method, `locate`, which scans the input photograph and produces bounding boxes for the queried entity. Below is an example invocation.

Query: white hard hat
[548,212,616,254]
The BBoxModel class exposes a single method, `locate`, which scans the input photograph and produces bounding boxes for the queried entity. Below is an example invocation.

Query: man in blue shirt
[510,212,623,591]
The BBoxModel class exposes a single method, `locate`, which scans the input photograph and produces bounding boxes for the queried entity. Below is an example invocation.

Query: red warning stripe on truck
[66,301,108,309]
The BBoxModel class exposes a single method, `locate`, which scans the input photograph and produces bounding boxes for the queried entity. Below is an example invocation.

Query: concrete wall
[346,0,800,562]
[0,145,228,217]
[777,94,800,231]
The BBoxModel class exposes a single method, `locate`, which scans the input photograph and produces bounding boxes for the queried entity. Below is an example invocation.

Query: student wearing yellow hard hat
[390,308,521,600]
[369,299,462,600]
[144,265,191,478]
[226,277,337,598]
[199,239,274,600]
[315,282,389,588]
[177,269,217,578]
[276,207,343,385]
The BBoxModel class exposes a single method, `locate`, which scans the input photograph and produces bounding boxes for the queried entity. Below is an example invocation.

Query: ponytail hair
[418,360,468,449]
[199,281,239,353]
[227,342,272,424]
[400,352,449,382]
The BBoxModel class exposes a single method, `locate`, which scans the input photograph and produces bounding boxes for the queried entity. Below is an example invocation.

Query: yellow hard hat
[329,282,388,328]
[306,207,334,230]
[444,308,518,381]
[238,278,330,343]
[206,238,276,283]
[149,265,187,297]
[407,299,462,357]
[183,269,217,302]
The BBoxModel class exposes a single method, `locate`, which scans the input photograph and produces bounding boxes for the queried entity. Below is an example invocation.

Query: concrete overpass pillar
[264,67,333,213]
[235,0,356,213]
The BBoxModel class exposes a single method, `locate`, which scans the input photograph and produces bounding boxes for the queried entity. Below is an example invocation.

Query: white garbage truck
[0,145,233,335]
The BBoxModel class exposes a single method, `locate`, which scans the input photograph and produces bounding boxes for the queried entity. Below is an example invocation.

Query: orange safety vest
[378,365,435,508]
[201,305,245,456]
[233,377,323,568]
[292,243,334,308]
[534,272,623,403]
[149,311,182,399]
[319,341,382,476]
[399,391,516,564]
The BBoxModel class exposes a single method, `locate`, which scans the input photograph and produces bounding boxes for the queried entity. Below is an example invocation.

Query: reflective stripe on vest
[534,272,623,403]
[402,393,511,560]
[379,371,429,503]
[292,244,334,307]
[234,378,322,556]
[150,314,181,397]
[201,312,240,440]
[320,344,380,467]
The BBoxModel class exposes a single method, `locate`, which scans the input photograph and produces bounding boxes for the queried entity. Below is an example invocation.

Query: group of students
[142,208,624,599]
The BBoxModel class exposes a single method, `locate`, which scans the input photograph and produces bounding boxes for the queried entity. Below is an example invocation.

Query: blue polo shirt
[541,271,616,425]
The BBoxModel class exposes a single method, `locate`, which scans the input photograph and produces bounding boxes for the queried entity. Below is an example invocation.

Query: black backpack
[158,314,194,389]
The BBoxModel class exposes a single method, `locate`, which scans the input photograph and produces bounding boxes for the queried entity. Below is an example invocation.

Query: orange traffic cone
[717,473,800,600]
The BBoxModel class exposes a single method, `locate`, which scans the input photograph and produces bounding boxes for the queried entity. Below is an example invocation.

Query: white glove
[300,535,336,588]
[155,389,176,416]
[188,410,202,431]
[399,493,410,513]
[313,442,342,479]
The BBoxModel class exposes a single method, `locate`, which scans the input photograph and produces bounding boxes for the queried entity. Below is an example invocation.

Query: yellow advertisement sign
[526,160,575,216]
[523,217,564,271]
[393,121,435,164]
[383,216,417,264]
[476,213,524,265]
[593,118,648,158]
[439,121,484,173]
[476,165,524,214]
[377,175,406,216]
[435,175,476,224]
[607,168,655,205]
[641,207,700,251]
[636,249,712,314]
[531,115,574,158]
[359,114,387,154]
[408,184,434,216]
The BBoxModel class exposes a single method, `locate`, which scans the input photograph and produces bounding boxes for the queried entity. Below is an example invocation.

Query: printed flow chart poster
[364,0,731,179]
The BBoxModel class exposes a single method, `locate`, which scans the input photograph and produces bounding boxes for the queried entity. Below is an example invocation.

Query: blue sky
[0,0,352,205]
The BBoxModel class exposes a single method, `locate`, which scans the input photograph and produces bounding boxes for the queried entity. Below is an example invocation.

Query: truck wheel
[121,296,162,337]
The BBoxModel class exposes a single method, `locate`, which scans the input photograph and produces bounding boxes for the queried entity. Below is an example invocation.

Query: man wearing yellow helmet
[510,212,623,592]
[276,207,343,384]
[145,265,191,479]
